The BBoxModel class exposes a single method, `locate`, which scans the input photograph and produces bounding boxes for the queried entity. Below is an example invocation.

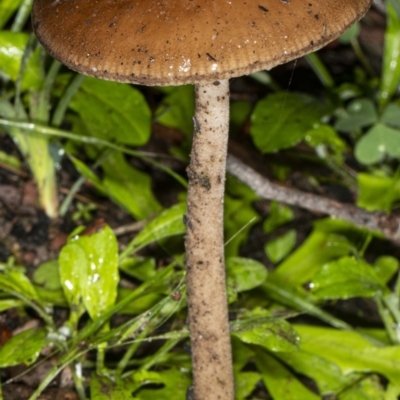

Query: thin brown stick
[227,154,400,244]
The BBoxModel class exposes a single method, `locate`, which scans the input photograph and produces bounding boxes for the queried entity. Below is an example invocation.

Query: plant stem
[185,80,234,400]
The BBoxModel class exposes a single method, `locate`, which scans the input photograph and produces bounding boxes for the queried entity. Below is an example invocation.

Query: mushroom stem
[185,79,234,400]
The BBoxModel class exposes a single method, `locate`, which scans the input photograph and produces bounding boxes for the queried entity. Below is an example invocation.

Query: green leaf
[379,2,400,107]
[59,225,119,319]
[156,86,195,136]
[68,155,104,193]
[33,260,66,305]
[265,230,297,263]
[335,98,378,133]
[296,325,400,382]
[119,257,157,281]
[263,201,294,234]
[0,328,47,367]
[277,350,361,395]
[91,374,137,400]
[339,375,385,400]
[122,203,186,257]
[385,381,400,400]
[374,256,399,285]
[355,123,400,165]
[0,0,23,29]
[0,299,24,312]
[357,172,400,212]
[235,371,261,400]
[272,220,357,286]
[262,278,351,330]
[33,260,62,291]
[0,269,40,303]
[251,92,330,153]
[233,319,299,352]
[232,336,256,373]
[304,124,347,162]
[132,369,191,400]
[311,256,385,300]
[70,77,151,145]
[381,102,400,129]
[0,31,43,90]
[102,152,161,219]
[117,288,163,315]
[226,257,267,292]
[255,350,320,400]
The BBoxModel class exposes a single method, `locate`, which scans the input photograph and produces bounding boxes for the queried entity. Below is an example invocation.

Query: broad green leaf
[251,92,330,153]
[0,0,23,29]
[0,328,47,367]
[379,2,400,108]
[117,288,164,315]
[339,375,385,400]
[226,257,267,292]
[156,85,194,136]
[265,230,297,263]
[59,225,119,319]
[374,256,399,285]
[311,256,385,300]
[33,260,66,305]
[102,152,161,219]
[262,202,295,263]
[357,172,400,212]
[305,124,347,163]
[381,102,400,129]
[233,319,299,352]
[296,325,400,382]
[0,31,43,89]
[91,374,137,400]
[70,77,151,145]
[235,371,261,400]
[0,299,24,312]
[122,203,186,257]
[34,286,67,307]
[355,123,400,165]
[272,223,355,286]
[119,257,157,281]
[0,269,40,302]
[75,224,119,319]
[232,336,256,373]
[335,98,378,133]
[263,201,294,234]
[132,369,191,400]
[33,260,62,291]
[255,350,320,400]
[385,381,400,400]
[277,350,361,395]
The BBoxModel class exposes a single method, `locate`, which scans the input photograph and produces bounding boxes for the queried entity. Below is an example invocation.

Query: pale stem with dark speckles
[185,79,234,400]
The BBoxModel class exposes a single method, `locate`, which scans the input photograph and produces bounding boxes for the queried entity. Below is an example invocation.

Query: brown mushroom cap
[32,0,372,86]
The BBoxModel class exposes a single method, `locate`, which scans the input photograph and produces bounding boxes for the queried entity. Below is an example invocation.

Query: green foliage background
[0,1,400,399]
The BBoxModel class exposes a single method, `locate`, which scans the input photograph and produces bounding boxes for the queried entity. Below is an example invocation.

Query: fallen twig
[227,154,400,244]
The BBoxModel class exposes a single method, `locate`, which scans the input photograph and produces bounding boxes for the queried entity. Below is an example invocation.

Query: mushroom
[32,1,372,399]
